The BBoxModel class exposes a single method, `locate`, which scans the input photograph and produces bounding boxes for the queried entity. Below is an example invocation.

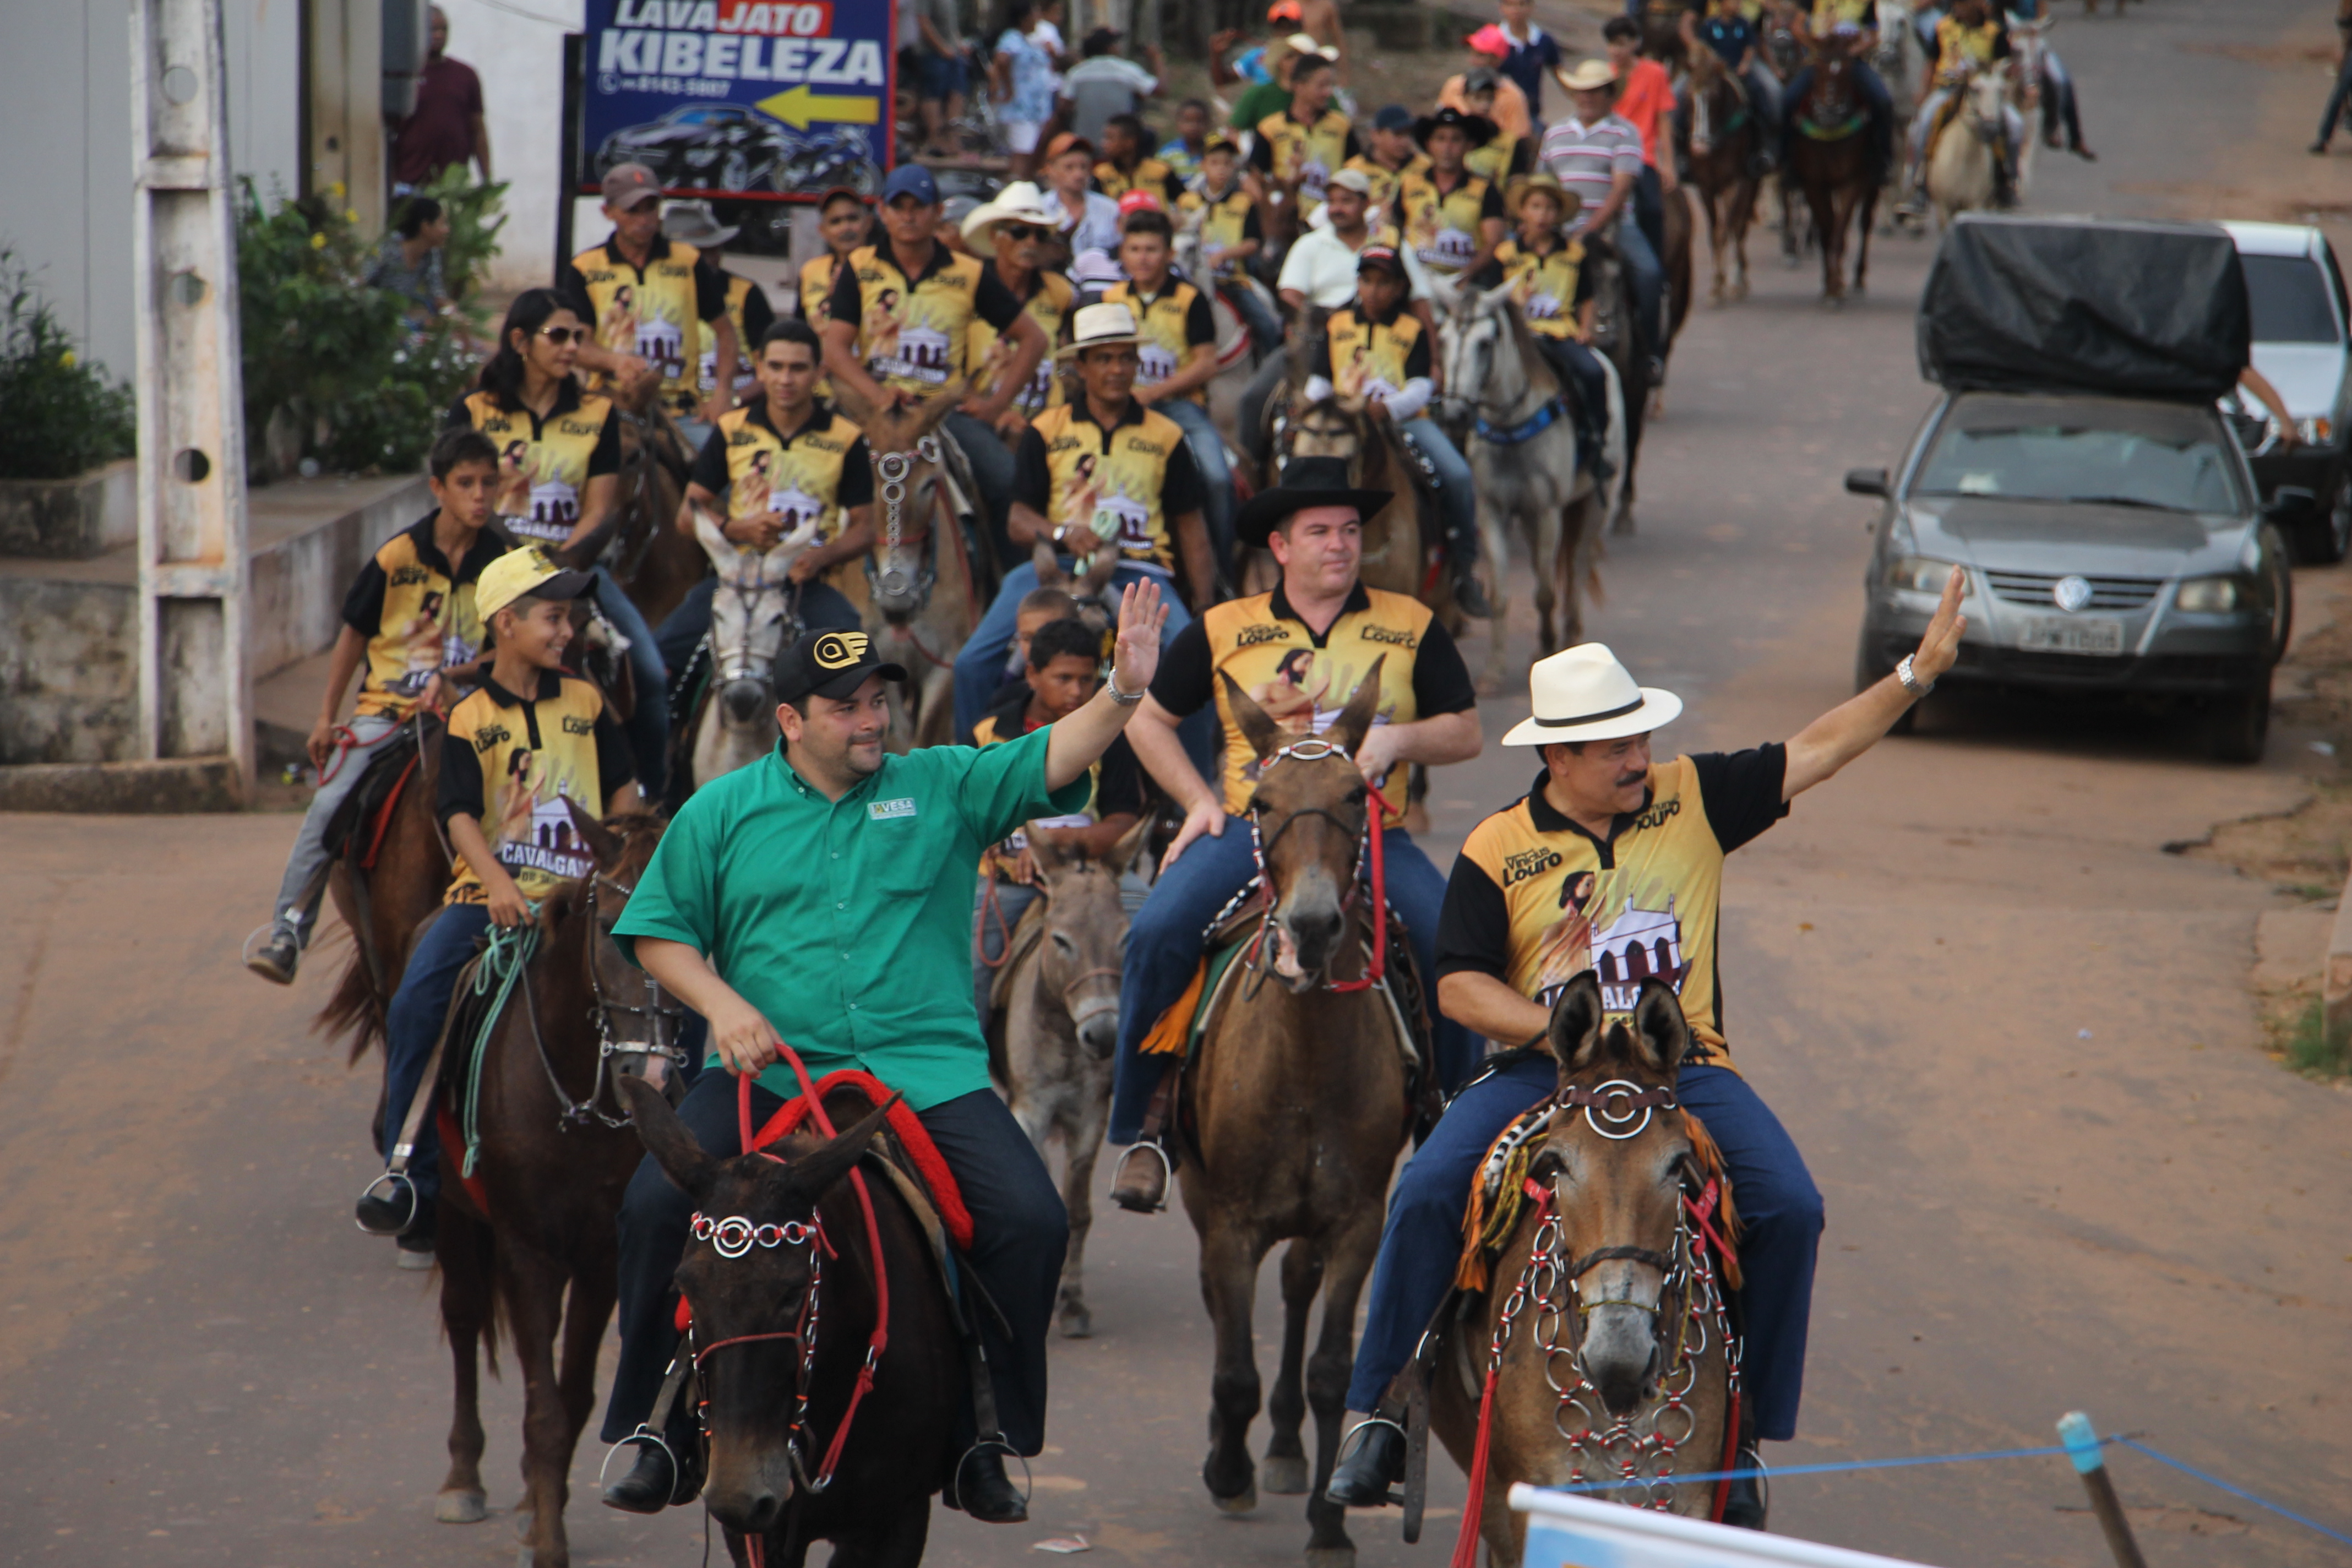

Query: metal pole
[2057,1412,2148,1568]
[557,32,583,271]
[130,0,253,797]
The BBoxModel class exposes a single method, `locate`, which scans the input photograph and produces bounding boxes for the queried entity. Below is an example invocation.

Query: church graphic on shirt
[1590,896,1689,1012]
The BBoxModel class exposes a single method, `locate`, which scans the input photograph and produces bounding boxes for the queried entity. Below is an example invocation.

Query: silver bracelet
[1106,665,1145,706]
[1896,654,1934,698]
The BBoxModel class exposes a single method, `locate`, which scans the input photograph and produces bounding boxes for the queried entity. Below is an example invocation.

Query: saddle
[320,715,438,872]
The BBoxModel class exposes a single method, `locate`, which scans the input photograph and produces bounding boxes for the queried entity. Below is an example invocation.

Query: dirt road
[4,4,2349,1564]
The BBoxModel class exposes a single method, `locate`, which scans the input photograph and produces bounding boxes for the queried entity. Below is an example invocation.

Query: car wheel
[1855,636,1915,733]
[2260,524,2295,664]
[2206,682,2271,764]
[2304,467,2352,566]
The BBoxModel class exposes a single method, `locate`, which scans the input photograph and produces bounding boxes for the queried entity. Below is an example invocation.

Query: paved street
[4,3,2349,1564]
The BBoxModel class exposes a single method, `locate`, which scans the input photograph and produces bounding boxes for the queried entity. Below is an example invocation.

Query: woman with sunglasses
[447,287,673,796]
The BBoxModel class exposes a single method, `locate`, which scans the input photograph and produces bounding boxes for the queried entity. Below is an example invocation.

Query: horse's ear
[776,1095,899,1205]
[911,380,971,437]
[1107,812,1155,878]
[1329,651,1387,760]
[830,380,876,428]
[1629,976,1688,1080]
[565,796,626,872]
[1217,668,1289,762]
[620,1075,717,1203]
[1547,971,1606,1073]
[1025,824,1068,876]
[694,508,740,573]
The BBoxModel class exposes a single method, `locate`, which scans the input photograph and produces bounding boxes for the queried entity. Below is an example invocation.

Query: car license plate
[2018,616,2125,655]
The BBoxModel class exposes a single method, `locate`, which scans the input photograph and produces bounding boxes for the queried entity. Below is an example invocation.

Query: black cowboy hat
[1412,105,1498,150]
[1236,455,1392,549]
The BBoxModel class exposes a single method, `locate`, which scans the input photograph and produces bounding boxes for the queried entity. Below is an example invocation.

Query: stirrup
[1109,1140,1173,1213]
[1333,1413,1407,1466]
[946,1434,1032,1511]
[596,1425,679,1498]
[354,1169,419,1236]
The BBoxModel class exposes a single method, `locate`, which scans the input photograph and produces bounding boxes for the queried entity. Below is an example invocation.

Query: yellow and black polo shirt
[688,398,875,536]
[341,511,508,719]
[826,239,1027,397]
[438,669,635,906]
[1395,168,1504,278]
[972,683,1148,878]
[797,251,850,329]
[1464,133,1534,186]
[1151,582,1475,818]
[558,233,732,414]
[1485,235,1596,339]
[1435,751,1792,1068]
[966,261,1074,417]
[1342,151,1431,216]
[1810,0,1877,28]
[1249,107,1361,221]
[1012,399,1205,573]
[1177,183,1262,278]
[699,273,776,402]
[445,383,621,548]
[1093,155,1186,208]
[1310,303,1431,403]
[1930,13,2007,80]
[1102,277,1216,405]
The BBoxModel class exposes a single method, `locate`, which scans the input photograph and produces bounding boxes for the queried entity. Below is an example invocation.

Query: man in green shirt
[600,587,1167,1525]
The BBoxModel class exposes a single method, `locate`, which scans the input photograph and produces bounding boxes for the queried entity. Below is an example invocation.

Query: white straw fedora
[1501,643,1683,746]
[961,181,1059,245]
[1056,301,1142,360]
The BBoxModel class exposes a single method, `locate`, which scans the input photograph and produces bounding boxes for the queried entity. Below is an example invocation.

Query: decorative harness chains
[1205,736,1392,995]
[687,1211,839,1492]
[868,437,941,608]
[552,872,690,1131]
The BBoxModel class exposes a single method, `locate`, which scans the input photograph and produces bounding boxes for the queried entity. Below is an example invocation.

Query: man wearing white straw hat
[1329,570,1967,1528]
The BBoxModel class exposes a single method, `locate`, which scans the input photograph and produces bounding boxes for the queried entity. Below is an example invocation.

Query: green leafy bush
[0,251,136,481]
[235,179,484,477]
[409,164,510,303]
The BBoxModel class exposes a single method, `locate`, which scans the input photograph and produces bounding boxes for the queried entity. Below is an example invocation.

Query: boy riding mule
[597,585,1168,1529]
[247,427,505,997]
[1327,573,1968,1529]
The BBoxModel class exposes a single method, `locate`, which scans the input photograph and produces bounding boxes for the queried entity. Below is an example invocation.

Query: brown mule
[1687,47,1763,306]
[1785,41,1882,302]
[1179,662,1415,1567]
[314,717,451,1062]
[429,806,685,1568]
[1428,973,1739,1560]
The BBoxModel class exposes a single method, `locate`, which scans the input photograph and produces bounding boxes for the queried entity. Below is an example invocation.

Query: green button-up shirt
[614,727,1089,1109]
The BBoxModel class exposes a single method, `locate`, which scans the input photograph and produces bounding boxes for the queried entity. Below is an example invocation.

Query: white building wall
[0,0,301,382]
[434,0,584,294]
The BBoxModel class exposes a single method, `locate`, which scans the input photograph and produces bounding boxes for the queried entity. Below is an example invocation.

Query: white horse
[1924,67,2022,226]
[1439,281,1625,690]
[688,508,821,786]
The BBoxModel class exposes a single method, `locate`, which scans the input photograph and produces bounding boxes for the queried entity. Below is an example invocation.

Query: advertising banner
[579,0,892,203]
[1511,1486,1946,1568]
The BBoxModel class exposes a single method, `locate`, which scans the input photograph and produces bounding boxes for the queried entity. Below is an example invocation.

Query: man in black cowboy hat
[1105,456,1484,1212]
[1394,104,1507,286]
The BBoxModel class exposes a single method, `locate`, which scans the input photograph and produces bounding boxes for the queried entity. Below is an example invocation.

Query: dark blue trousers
[601,1069,1070,1456]
[1345,1056,1823,1442]
[378,902,494,1210]
[1109,819,1472,1143]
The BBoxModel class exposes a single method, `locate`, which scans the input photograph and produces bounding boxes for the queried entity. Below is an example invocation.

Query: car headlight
[2175,575,2244,613]
[1886,555,1961,594]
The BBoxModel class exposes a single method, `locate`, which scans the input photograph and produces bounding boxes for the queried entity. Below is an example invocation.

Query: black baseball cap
[774,628,907,703]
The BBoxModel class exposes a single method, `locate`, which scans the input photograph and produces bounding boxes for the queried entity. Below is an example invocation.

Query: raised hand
[1110,576,1170,697]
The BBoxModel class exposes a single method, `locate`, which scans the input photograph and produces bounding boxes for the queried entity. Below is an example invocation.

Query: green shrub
[235,179,483,478]
[409,165,510,303]
[2285,995,2350,1079]
[0,252,137,481]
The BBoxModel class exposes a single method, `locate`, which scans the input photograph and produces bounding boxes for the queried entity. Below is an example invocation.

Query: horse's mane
[1499,300,1564,403]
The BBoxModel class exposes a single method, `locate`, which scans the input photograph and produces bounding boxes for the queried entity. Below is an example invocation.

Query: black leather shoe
[601,1445,676,1516]
[1108,1142,1169,1213]
[1324,1420,1405,1507]
[1451,572,1495,619]
[1722,1472,1768,1530]
[247,928,300,984]
[354,1179,418,1237]
[952,1448,1029,1523]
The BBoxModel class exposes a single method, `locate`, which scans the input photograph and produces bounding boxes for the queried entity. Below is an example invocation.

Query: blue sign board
[579,0,891,202]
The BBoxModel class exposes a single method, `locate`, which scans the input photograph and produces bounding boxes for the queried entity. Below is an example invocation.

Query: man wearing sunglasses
[960,183,1077,442]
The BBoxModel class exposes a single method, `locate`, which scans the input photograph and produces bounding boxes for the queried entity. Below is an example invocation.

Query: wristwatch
[1896,654,1934,698]
[1106,665,1145,705]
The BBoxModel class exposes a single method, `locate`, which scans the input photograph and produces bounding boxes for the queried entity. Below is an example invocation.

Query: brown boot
[1108,1141,1170,1213]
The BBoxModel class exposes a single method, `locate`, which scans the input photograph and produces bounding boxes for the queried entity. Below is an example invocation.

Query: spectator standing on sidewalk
[914,0,967,156]
[1064,28,1164,145]
[392,6,488,194]
[2312,0,2352,154]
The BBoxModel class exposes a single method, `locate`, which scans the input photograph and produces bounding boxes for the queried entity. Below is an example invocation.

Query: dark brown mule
[1686,46,1763,305]
[1182,664,1415,1567]
[314,718,451,1061]
[1429,974,1738,1559]
[430,807,686,1568]
[1785,40,1881,302]
[617,1077,966,1568]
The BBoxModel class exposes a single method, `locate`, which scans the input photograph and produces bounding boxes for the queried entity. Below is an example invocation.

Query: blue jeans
[592,565,670,801]
[1532,336,1610,475]
[1227,280,1284,356]
[1397,415,1478,571]
[951,559,1194,742]
[2320,46,2352,146]
[945,409,1019,571]
[1346,1055,1822,1441]
[603,1071,1068,1454]
[379,902,495,1210]
[1155,396,1238,575]
[269,711,405,945]
[1108,819,1472,1142]
[1609,214,1667,367]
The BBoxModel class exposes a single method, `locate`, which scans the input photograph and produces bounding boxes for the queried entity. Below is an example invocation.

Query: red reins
[1327,788,1393,994]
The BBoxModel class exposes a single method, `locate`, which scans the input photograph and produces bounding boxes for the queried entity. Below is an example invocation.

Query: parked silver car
[2218,220,2351,563]
[1851,390,2295,761]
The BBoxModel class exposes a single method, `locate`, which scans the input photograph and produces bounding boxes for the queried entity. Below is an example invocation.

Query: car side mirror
[2264,485,2318,519]
[1844,467,1889,498]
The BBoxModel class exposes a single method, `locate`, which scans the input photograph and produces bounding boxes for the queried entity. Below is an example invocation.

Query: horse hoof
[1058,1305,1093,1339]
[1261,1454,1310,1494]
[435,1490,489,1525]
[1305,1548,1358,1568]
[513,1510,534,1542]
[1211,1483,1259,1515]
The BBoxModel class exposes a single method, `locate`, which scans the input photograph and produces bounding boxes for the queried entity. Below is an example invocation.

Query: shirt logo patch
[868,796,917,821]
[1360,624,1419,647]
[814,630,870,669]
[1236,623,1292,647]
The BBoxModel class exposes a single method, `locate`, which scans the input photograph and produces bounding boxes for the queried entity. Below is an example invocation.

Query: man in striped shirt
[1540,57,1663,377]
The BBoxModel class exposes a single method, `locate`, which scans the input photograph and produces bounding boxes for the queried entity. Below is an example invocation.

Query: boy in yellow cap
[353,546,640,1263]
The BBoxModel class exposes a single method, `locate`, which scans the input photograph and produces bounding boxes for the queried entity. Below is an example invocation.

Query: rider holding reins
[1896,0,2022,216]
[600,586,1170,1525]
[1327,570,1969,1527]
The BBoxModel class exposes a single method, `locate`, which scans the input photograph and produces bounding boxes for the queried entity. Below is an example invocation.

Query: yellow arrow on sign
[758,84,881,130]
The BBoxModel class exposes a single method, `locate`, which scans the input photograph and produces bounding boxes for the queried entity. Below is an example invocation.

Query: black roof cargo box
[1918,214,2249,403]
